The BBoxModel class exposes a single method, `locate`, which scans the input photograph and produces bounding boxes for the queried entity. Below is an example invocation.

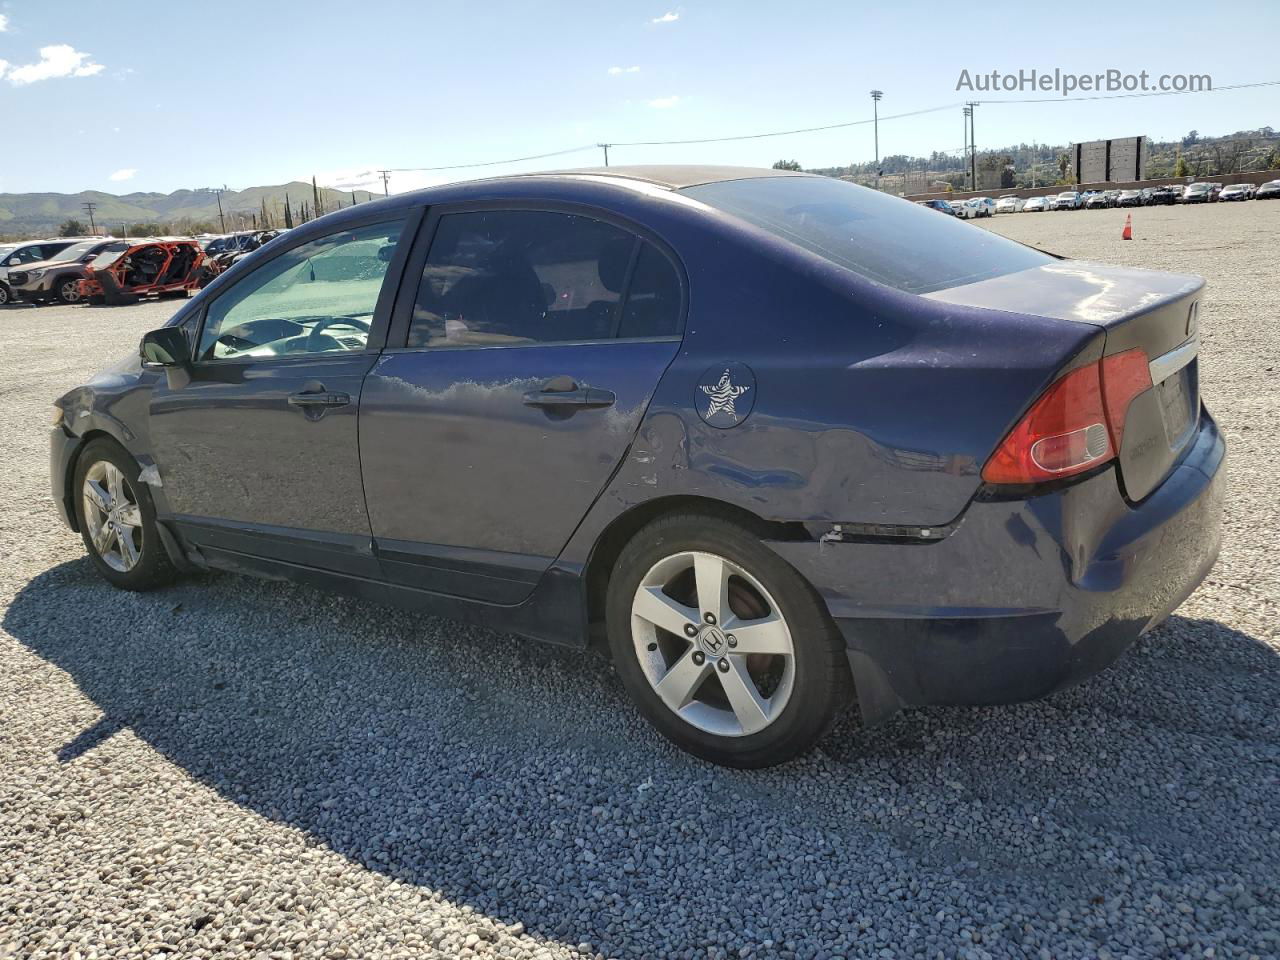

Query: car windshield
[47,240,104,262]
[682,175,1052,294]
[1058,192,1077,198]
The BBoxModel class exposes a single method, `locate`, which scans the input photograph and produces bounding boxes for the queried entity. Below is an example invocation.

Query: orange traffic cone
[1122,214,1133,240]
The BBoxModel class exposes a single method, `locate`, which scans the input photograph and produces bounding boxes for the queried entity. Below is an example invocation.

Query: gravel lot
[2,202,1277,960]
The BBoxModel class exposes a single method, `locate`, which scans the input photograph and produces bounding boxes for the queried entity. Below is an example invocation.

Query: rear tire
[605,512,852,768]
[73,437,176,591]
[0,283,10,306]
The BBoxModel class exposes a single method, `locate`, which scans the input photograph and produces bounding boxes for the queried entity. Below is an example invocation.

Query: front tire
[56,276,83,305]
[0,283,10,306]
[606,512,852,768]
[73,438,176,591]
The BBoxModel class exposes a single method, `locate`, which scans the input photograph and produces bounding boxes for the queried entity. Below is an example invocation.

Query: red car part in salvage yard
[78,240,214,305]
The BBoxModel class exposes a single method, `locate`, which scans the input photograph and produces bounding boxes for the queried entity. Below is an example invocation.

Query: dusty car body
[51,166,1225,767]
[79,240,208,305]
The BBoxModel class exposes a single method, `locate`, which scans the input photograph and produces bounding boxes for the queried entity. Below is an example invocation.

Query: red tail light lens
[982,348,1151,485]
[1098,347,1153,450]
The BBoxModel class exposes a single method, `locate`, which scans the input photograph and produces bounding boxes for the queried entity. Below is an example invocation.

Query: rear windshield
[682,175,1051,294]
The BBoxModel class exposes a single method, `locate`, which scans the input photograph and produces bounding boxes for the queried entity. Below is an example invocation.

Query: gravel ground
[1,202,1277,960]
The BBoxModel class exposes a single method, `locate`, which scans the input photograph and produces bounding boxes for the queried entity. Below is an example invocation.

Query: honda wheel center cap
[697,625,729,658]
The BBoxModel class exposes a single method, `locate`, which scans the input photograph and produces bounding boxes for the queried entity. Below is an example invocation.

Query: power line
[974,79,1280,105]
[348,79,1277,187]
[388,144,599,173]
[610,103,959,147]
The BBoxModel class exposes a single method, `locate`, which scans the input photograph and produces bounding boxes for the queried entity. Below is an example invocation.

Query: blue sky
[1,0,1277,196]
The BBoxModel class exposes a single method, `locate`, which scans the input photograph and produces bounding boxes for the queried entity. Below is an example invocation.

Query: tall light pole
[962,106,972,190]
[962,101,972,192]
[870,90,883,190]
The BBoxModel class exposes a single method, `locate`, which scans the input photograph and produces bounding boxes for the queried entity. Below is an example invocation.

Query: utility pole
[962,106,971,190]
[598,143,611,166]
[215,185,227,233]
[962,102,972,193]
[81,202,98,234]
[869,90,883,190]
[378,170,391,196]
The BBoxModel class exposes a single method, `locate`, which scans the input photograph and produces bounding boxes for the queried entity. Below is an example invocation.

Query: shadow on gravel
[8,559,1280,956]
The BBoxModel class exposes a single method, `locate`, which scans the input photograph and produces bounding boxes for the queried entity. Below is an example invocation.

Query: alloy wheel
[81,460,143,572]
[60,279,82,303]
[630,550,795,737]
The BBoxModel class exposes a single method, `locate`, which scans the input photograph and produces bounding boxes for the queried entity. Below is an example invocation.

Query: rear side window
[618,242,681,339]
[683,176,1051,294]
[407,210,681,348]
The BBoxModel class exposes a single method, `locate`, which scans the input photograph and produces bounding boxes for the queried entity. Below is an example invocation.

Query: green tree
[771,159,802,171]
[1173,154,1189,178]
[59,218,86,237]
[1266,146,1280,170]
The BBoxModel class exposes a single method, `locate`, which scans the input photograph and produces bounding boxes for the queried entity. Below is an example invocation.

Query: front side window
[197,219,404,361]
[13,245,49,264]
[408,210,644,348]
[684,176,1051,295]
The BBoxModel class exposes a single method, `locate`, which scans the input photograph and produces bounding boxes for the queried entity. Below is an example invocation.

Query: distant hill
[0,181,380,239]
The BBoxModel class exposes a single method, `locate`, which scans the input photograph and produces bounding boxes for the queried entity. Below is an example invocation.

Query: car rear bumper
[766,409,1226,724]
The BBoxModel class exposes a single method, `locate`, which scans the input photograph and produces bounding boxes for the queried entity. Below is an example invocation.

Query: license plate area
[1157,360,1197,450]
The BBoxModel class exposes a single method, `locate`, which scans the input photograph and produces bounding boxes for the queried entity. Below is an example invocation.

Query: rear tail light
[982,349,1152,485]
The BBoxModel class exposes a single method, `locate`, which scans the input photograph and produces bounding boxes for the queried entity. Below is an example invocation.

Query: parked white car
[950,199,980,220]
[1022,196,1051,212]
[1051,191,1082,210]
[995,195,1025,214]
[970,197,997,218]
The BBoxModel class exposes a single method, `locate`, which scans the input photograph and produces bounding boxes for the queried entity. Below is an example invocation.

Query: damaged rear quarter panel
[561,228,1099,568]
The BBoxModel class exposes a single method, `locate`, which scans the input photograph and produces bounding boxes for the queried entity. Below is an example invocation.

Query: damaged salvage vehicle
[78,239,210,305]
[50,166,1225,767]
[6,238,127,305]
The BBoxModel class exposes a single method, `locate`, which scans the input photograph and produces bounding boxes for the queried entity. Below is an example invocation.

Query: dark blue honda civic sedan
[51,166,1225,767]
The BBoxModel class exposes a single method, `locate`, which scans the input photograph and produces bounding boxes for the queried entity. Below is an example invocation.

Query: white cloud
[109,168,137,182]
[0,60,8,81]
[607,65,640,75]
[6,45,105,86]
[0,14,9,32]
[651,11,678,22]
[648,95,680,109]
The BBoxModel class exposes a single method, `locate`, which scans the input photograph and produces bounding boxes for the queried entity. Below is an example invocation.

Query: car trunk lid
[925,260,1203,501]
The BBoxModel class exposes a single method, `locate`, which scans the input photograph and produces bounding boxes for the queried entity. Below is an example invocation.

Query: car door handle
[288,390,350,408]
[522,386,615,408]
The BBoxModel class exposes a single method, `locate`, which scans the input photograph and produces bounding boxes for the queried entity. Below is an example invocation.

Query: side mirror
[140,326,190,367]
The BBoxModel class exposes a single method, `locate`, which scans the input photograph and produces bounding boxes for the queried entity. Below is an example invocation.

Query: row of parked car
[0,229,286,307]
[917,178,1280,218]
